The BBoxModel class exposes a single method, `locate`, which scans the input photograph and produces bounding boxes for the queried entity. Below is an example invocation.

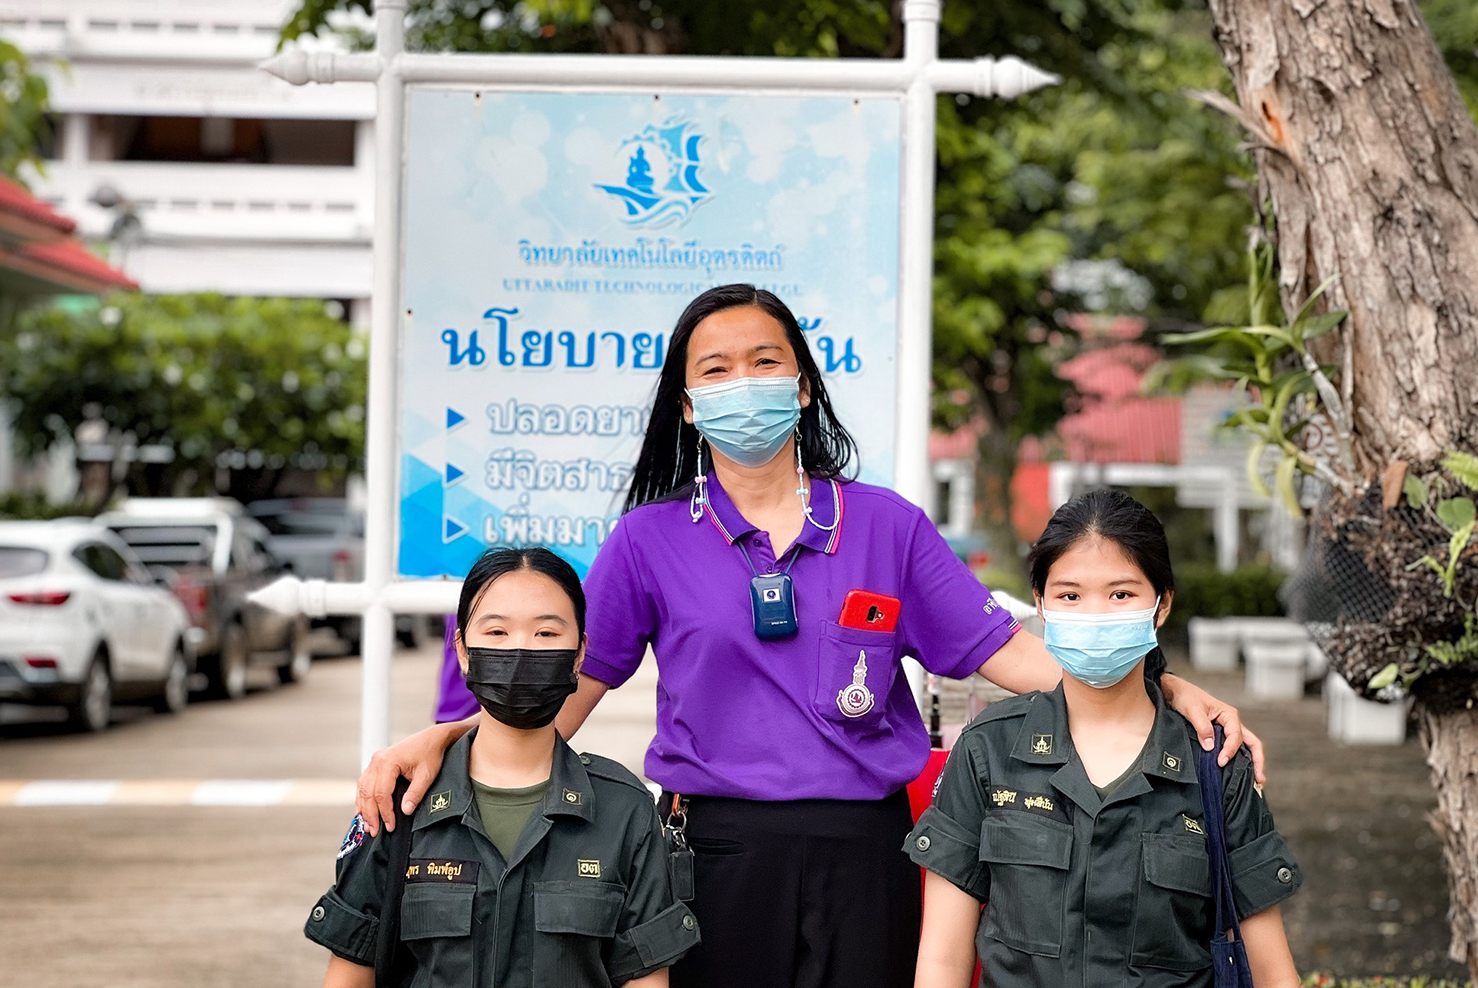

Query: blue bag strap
[1195,725,1244,942]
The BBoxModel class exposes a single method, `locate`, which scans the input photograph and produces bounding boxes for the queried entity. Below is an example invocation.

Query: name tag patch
[989,788,1070,824]
[406,858,481,884]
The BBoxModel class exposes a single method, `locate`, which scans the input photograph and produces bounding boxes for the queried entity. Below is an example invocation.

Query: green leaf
[1292,310,1345,345]
[1449,522,1475,566]
[1403,473,1429,509]
[1367,663,1400,690]
[1275,454,1303,518]
[1436,496,1476,530]
[1245,442,1271,498]
[1443,450,1478,492]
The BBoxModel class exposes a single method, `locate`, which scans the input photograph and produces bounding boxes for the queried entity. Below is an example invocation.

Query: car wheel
[206,623,250,701]
[153,644,190,714]
[396,614,428,650]
[277,619,312,685]
[69,653,112,733]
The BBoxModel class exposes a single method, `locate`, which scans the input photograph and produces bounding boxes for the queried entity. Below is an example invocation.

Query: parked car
[245,497,434,652]
[0,520,194,731]
[98,498,310,700]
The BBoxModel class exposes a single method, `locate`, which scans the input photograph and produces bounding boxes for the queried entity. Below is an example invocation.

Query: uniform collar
[702,470,843,555]
[1010,682,1199,814]
[413,729,595,832]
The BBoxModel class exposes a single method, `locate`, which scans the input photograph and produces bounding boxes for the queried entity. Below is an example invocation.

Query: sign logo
[594,117,712,227]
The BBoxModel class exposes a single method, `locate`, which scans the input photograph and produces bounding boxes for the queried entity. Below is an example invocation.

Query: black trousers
[664,790,921,988]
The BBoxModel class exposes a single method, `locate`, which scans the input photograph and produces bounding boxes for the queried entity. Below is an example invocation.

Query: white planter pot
[1188,618,1240,672]
[1245,642,1308,699]
[1326,672,1410,745]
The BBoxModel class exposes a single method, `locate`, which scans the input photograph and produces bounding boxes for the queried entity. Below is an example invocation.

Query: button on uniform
[311,906,325,922]
[1277,866,1293,884]
[915,836,931,852]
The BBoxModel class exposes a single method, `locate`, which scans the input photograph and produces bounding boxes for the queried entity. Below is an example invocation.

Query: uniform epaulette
[959,691,1040,734]
[578,752,650,794]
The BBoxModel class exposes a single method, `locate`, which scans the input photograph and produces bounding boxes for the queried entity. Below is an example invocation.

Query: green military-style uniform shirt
[907,684,1300,988]
[306,731,700,987]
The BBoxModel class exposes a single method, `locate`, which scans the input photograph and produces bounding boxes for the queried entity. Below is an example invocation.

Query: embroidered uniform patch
[337,815,366,860]
[578,859,602,879]
[1182,814,1206,836]
[428,791,453,813]
[405,859,481,884]
[989,788,1070,824]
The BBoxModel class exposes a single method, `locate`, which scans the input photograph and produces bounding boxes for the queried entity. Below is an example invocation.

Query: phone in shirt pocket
[838,589,901,633]
[813,620,898,730]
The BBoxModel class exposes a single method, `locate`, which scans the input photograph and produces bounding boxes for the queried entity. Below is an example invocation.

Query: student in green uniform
[306,546,700,988]
[908,490,1301,988]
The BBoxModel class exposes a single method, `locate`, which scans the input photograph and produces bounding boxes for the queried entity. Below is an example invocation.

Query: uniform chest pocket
[1131,834,1213,972]
[813,622,897,730]
[400,883,476,988]
[533,881,625,987]
[977,815,1072,957]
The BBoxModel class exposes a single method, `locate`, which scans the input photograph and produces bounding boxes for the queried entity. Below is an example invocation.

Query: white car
[0,520,194,731]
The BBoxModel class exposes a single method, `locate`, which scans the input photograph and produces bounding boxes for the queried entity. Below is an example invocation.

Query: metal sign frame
[255,0,1057,765]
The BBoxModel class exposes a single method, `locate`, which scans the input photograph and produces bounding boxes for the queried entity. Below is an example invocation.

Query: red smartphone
[839,589,901,633]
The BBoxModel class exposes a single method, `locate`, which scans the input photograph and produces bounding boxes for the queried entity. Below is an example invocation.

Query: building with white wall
[7,0,376,320]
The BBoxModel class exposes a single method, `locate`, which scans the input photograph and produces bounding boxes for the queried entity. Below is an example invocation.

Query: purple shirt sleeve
[433,615,479,723]
[580,519,660,689]
[897,509,1020,679]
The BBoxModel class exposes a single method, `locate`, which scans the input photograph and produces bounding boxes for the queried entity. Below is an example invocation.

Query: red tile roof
[0,174,135,294]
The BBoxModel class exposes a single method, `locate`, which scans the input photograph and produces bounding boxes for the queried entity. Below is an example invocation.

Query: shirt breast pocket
[813,622,897,730]
[1131,833,1213,971]
[400,883,475,988]
[533,880,625,987]
[977,815,1073,957]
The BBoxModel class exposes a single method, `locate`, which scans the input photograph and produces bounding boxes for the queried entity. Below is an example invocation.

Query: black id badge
[749,573,798,640]
[669,841,695,902]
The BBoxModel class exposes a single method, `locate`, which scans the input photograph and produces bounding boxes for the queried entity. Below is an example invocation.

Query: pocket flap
[400,882,474,940]
[978,817,1072,870]
[1141,835,1211,896]
[534,881,624,937]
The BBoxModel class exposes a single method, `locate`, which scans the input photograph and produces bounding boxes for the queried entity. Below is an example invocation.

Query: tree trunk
[1206,1,1478,976]
[1207,0,1478,471]
[1418,700,1478,978]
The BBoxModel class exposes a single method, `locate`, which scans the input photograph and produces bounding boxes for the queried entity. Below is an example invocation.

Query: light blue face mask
[1041,598,1161,689]
[686,374,801,468]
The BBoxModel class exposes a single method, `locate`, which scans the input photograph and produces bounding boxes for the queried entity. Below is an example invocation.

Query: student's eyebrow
[479,613,568,624]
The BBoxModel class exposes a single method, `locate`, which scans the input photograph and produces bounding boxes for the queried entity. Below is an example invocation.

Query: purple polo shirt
[581,473,1020,801]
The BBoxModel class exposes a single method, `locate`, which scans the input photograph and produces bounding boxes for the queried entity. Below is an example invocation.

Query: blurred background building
[8,0,374,323]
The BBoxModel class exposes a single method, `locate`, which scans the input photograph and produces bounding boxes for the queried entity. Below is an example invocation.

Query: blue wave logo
[594,118,712,227]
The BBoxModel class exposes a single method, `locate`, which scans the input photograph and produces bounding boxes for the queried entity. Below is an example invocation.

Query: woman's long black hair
[622,284,859,513]
[456,546,587,642]
[1026,489,1175,685]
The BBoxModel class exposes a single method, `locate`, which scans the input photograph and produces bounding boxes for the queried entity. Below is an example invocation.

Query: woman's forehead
[1046,537,1149,583]
[470,569,575,616]
[689,306,790,356]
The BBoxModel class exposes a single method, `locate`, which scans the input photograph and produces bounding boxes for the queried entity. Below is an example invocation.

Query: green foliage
[0,491,101,521]
[0,294,367,494]
[1404,452,1478,600]
[0,35,51,181]
[1148,235,1353,516]
[1162,561,1286,636]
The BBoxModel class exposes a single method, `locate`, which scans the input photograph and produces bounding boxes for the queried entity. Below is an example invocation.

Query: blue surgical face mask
[686,374,801,468]
[1041,598,1161,689]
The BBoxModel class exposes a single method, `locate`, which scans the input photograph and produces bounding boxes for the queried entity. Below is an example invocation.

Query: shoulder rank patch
[428,791,453,814]
[337,815,366,860]
[990,788,1069,824]
[578,859,601,879]
[1182,814,1206,836]
[405,858,480,884]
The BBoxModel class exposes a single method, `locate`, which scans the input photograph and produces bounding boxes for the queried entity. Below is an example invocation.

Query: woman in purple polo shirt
[355,284,1262,988]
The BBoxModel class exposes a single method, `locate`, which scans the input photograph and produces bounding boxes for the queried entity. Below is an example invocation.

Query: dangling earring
[795,440,838,532]
[689,435,708,523]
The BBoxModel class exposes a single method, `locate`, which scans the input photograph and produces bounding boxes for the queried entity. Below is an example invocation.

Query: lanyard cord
[736,537,802,579]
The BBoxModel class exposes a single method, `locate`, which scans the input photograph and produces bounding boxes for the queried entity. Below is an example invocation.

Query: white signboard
[398,89,902,578]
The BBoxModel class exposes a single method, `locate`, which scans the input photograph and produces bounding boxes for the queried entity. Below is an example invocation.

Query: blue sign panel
[398,89,902,578]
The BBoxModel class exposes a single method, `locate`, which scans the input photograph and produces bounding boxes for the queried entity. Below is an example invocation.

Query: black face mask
[464,647,579,730]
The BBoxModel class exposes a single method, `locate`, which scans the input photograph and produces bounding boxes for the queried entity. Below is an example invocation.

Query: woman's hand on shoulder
[1160,673,1266,784]
[354,718,473,836]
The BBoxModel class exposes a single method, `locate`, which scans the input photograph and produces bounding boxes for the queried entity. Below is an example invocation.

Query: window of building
[89,115,356,166]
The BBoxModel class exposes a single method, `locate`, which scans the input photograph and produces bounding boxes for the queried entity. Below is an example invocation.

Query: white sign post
[253,0,1058,767]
